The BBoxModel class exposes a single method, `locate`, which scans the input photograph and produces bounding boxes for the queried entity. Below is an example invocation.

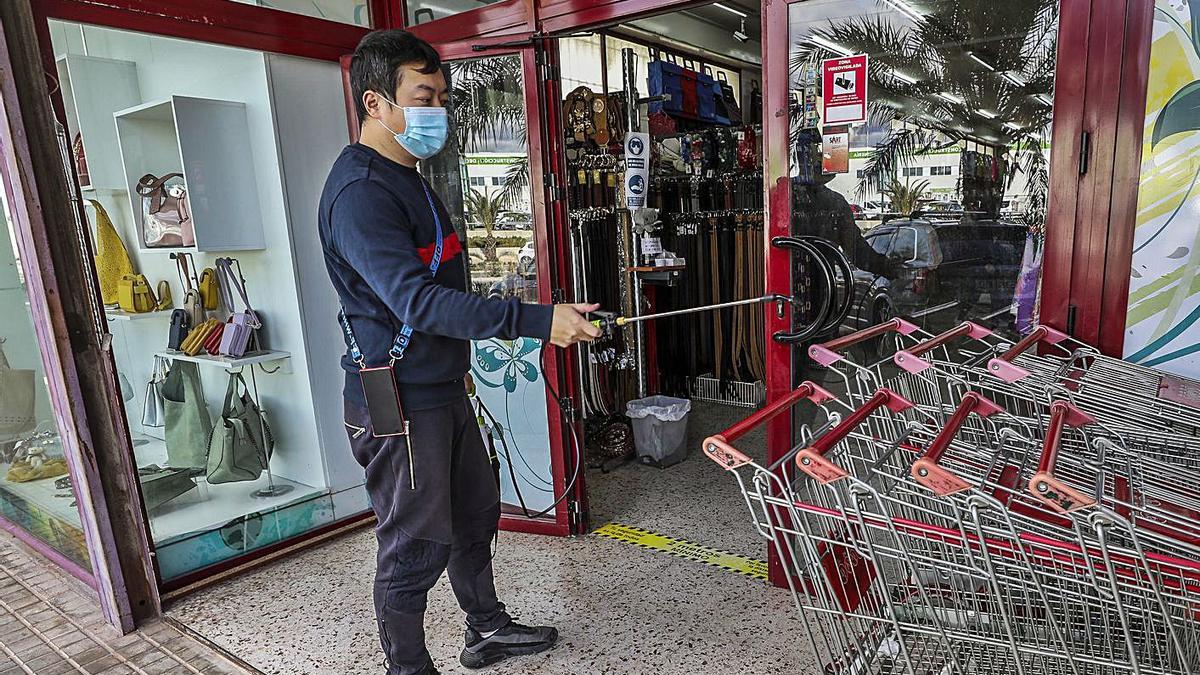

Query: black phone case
[360,366,408,437]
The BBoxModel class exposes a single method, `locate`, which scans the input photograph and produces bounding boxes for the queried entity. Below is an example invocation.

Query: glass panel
[788,0,1057,359]
[432,55,556,520]
[0,187,91,569]
[1124,0,1200,375]
[407,0,504,26]
[229,0,371,26]
[50,20,364,579]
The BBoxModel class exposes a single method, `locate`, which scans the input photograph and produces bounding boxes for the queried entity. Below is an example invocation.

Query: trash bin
[626,395,692,467]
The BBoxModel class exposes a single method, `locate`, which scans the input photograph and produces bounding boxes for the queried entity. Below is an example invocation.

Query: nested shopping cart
[706,383,1200,675]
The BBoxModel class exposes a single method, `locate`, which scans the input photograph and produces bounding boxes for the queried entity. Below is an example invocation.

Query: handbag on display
[89,199,135,307]
[0,337,36,440]
[155,281,173,311]
[680,67,700,119]
[138,465,196,511]
[167,309,192,351]
[72,134,89,186]
[180,319,220,356]
[648,58,684,115]
[718,72,742,126]
[116,274,157,314]
[749,79,763,122]
[160,360,212,470]
[172,252,204,325]
[141,356,167,429]
[198,268,220,311]
[698,69,719,124]
[217,257,263,357]
[137,173,194,248]
[738,127,759,170]
[205,372,273,484]
[202,320,226,355]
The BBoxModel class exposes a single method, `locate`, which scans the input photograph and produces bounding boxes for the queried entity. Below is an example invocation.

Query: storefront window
[430,54,557,520]
[788,0,1057,361]
[51,20,367,580]
[1124,0,1200,376]
[229,0,371,26]
[407,0,504,26]
[0,191,91,569]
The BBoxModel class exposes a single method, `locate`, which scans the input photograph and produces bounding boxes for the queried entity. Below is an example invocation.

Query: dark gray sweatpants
[344,394,510,675]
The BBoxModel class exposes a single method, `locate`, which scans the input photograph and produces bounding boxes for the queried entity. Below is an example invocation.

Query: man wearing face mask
[318,30,600,675]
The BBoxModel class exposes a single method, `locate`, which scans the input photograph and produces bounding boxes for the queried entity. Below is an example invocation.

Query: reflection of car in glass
[485,272,538,302]
[861,201,890,219]
[849,203,864,219]
[846,219,1027,340]
[497,212,533,230]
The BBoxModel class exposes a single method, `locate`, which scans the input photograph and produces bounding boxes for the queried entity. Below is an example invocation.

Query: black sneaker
[459,621,559,669]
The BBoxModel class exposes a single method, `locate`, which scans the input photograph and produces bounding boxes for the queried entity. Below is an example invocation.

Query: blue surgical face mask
[377,96,450,160]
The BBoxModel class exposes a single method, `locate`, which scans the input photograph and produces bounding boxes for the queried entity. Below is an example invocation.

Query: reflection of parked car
[860,200,891,219]
[849,203,863,219]
[486,272,538,302]
[846,219,1027,342]
[497,213,533,230]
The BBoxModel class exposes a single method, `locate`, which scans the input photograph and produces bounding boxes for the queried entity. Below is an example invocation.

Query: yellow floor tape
[592,522,768,581]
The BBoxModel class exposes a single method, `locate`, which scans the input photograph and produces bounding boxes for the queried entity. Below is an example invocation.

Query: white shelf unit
[114,96,266,253]
[55,54,141,192]
[155,349,290,371]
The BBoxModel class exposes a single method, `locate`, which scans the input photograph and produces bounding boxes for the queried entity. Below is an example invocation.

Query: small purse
[117,274,157,314]
[172,252,204,325]
[167,309,192,351]
[137,173,194,248]
[180,319,220,356]
[141,356,167,428]
[155,281,173,311]
[203,321,226,355]
[216,257,262,357]
[198,268,220,311]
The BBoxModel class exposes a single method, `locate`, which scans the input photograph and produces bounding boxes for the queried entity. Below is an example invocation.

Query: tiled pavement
[0,532,251,675]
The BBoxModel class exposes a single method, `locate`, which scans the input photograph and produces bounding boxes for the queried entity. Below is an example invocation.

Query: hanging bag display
[116,274,157,314]
[718,72,742,126]
[141,356,167,429]
[217,257,263,357]
[698,68,720,124]
[679,66,700,119]
[136,173,194,248]
[0,337,36,440]
[205,372,273,484]
[89,199,134,307]
[160,360,212,470]
[647,58,684,115]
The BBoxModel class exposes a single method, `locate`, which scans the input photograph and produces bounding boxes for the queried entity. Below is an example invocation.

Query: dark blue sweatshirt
[319,144,553,410]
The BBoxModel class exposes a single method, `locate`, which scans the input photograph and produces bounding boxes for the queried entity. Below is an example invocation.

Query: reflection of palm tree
[449,56,529,206]
[882,179,929,216]
[464,187,509,263]
[797,0,1057,227]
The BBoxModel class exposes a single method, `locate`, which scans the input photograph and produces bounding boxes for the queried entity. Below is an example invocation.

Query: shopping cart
[707,384,1200,675]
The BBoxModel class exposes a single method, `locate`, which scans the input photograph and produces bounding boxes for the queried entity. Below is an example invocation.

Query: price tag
[641,237,663,255]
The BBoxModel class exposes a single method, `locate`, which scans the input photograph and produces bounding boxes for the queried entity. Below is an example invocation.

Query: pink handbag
[216,258,262,358]
[137,173,194,248]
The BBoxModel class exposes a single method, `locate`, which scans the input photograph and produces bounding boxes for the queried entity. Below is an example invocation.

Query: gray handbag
[206,372,272,484]
[141,356,167,429]
[160,360,211,470]
[0,336,36,441]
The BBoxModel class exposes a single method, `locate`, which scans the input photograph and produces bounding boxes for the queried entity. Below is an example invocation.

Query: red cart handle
[894,321,992,374]
[796,388,914,484]
[987,325,1068,383]
[704,381,837,471]
[1029,401,1097,513]
[809,318,920,367]
[911,392,1003,496]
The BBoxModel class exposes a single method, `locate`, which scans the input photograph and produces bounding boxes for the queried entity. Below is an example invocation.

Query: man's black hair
[350,30,442,124]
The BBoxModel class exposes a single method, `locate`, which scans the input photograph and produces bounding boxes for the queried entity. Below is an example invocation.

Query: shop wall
[1123,0,1200,376]
[50,23,332,490]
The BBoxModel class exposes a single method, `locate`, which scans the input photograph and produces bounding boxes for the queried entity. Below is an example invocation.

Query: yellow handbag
[180,319,220,356]
[90,199,134,306]
[117,274,157,314]
[198,267,220,311]
[156,280,173,311]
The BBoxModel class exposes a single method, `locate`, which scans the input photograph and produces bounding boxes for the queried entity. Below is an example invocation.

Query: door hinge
[1079,130,1091,176]
[1066,304,1077,336]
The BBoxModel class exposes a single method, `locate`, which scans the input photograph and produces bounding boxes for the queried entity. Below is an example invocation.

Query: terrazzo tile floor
[168,402,824,674]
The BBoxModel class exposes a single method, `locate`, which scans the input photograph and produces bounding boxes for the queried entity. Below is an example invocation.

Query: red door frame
[760,0,1127,588]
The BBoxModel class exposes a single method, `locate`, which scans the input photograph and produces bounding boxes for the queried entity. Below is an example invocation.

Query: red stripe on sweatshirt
[417,231,462,267]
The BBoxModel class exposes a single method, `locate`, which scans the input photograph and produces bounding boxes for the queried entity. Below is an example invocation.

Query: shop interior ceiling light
[967,52,996,72]
[810,35,852,56]
[712,2,749,18]
[881,0,923,22]
[936,92,965,105]
[890,69,918,85]
[1001,71,1026,87]
[978,109,998,119]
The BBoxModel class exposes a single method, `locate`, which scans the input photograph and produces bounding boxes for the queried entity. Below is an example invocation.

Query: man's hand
[550,303,603,348]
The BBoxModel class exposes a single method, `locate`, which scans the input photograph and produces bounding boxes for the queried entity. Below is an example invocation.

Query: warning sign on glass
[822,54,868,125]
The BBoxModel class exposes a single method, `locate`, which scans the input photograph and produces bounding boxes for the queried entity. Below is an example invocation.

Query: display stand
[155,349,294,499]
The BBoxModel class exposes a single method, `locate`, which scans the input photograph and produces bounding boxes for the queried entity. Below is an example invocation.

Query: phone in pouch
[360,366,408,437]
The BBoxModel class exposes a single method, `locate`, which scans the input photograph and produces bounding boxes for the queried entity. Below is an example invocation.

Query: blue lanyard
[340,178,445,368]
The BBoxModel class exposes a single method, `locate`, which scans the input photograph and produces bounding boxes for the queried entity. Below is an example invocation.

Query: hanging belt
[339,179,444,368]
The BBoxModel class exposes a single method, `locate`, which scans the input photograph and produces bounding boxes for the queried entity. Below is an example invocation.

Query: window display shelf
[155,349,291,370]
[114,95,266,253]
[105,308,169,321]
[56,54,141,193]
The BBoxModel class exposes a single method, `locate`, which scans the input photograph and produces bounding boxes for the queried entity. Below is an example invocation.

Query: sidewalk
[0,532,251,675]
